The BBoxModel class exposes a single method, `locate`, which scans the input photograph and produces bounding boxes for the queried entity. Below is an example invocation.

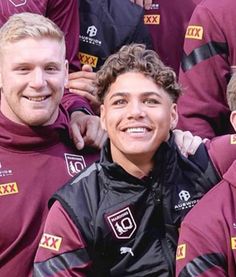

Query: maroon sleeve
[206,134,236,177]
[177,2,234,139]
[176,185,228,276]
[176,220,227,276]
[34,201,91,276]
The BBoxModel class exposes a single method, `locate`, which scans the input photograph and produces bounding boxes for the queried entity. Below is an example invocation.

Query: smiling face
[0,37,68,126]
[100,72,178,172]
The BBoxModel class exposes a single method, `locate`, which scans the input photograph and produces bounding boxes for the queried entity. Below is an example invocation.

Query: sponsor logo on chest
[144,14,160,25]
[106,207,137,239]
[64,153,86,177]
[0,182,18,196]
[80,25,102,47]
[79,52,98,68]
[230,134,236,144]
[174,190,199,211]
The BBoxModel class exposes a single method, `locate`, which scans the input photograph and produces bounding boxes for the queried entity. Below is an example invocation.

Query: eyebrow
[109,91,163,99]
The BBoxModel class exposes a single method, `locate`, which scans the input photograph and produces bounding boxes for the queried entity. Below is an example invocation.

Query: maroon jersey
[177,0,236,139]
[0,107,99,276]
[176,161,236,276]
[144,0,201,75]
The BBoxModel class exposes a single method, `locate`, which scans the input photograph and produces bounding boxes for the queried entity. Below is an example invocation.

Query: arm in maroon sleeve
[177,1,235,139]
[176,184,228,276]
[34,201,91,276]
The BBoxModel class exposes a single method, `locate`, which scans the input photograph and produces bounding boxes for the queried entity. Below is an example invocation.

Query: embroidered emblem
[64,153,86,177]
[106,207,137,239]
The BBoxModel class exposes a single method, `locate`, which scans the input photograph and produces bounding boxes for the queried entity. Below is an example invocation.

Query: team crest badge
[8,0,27,7]
[106,207,137,239]
[64,153,86,177]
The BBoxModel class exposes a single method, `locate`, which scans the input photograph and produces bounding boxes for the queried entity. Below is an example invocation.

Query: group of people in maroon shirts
[0,0,236,276]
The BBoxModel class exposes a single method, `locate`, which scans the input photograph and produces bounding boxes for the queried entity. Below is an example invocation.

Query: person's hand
[129,0,152,9]
[70,111,107,150]
[173,129,203,157]
[66,64,100,114]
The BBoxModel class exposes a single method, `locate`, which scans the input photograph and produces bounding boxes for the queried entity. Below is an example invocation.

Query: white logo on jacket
[120,247,134,256]
[87,25,97,37]
[106,207,137,239]
[179,190,190,201]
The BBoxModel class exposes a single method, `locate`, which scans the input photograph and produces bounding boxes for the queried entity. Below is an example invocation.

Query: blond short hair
[227,73,236,111]
[0,12,65,55]
[96,43,181,104]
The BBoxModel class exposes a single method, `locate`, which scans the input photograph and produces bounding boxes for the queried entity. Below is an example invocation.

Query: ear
[230,111,236,131]
[170,103,178,130]
[64,60,69,87]
[100,104,107,131]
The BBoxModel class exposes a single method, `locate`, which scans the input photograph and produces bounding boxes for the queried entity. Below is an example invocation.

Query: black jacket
[78,0,152,71]
[51,134,220,276]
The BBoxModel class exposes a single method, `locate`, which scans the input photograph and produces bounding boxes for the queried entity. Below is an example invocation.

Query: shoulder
[207,134,236,177]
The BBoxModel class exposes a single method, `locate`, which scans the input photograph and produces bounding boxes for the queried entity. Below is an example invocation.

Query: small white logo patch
[64,153,86,177]
[120,247,134,256]
[107,207,137,239]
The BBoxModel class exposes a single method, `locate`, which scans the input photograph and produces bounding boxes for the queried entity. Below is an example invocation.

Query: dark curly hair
[96,43,181,103]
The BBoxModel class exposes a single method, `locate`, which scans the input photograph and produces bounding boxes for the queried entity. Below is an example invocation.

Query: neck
[111,147,154,179]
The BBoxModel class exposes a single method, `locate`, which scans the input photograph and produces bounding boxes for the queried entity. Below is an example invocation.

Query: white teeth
[126,127,146,133]
[27,96,46,102]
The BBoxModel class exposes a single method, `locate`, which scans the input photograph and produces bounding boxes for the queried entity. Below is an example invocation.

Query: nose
[127,100,145,119]
[29,68,46,89]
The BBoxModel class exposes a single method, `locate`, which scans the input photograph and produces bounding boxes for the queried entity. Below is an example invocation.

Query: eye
[143,98,159,105]
[15,67,31,74]
[46,66,58,72]
[112,99,127,105]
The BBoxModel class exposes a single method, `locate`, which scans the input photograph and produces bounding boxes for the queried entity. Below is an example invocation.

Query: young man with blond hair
[0,12,99,276]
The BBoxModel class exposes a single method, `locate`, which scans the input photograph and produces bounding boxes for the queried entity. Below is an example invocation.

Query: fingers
[70,112,106,150]
[173,129,203,157]
[70,119,85,150]
[130,0,152,9]
[82,115,107,149]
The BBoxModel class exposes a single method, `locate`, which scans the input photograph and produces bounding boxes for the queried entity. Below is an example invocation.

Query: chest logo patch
[106,207,137,239]
[144,14,160,25]
[176,244,186,260]
[39,233,62,252]
[0,182,18,196]
[185,25,203,40]
[231,237,236,250]
[64,153,86,177]
[8,0,27,7]
[79,52,98,68]
[230,134,236,144]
